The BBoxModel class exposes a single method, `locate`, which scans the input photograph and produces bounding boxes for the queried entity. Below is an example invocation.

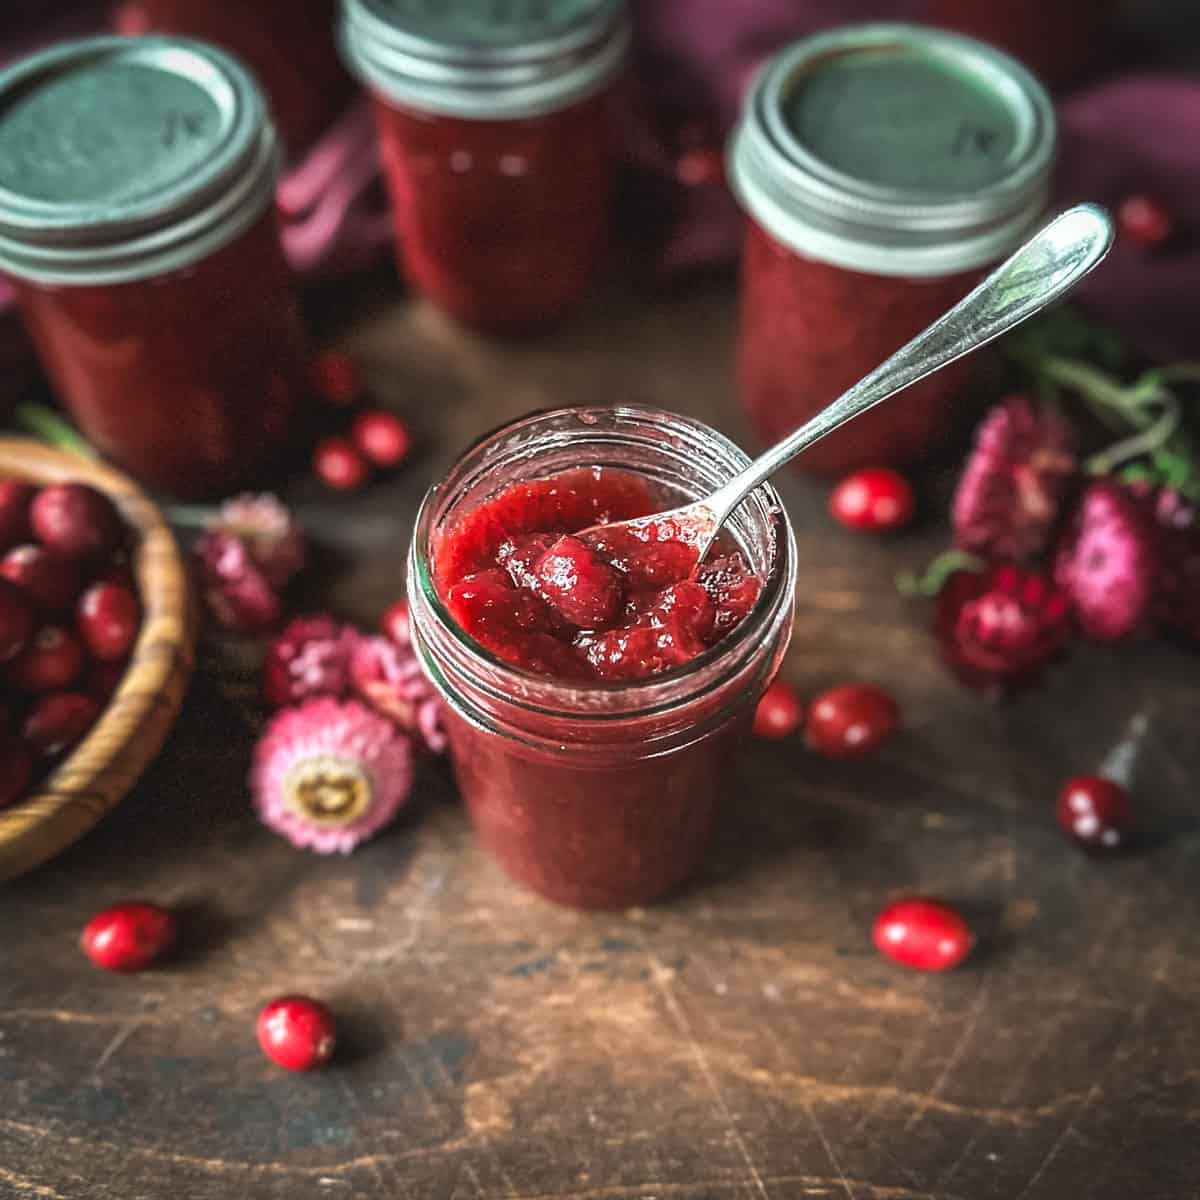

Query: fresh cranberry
[352,410,412,469]
[1,544,81,612]
[23,692,100,758]
[257,995,337,1071]
[382,597,410,644]
[9,626,85,693]
[31,483,123,562]
[314,438,370,491]
[0,578,34,662]
[675,145,725,187]
[311,351,362,406]
[81,901,177,972]
[77,581,140,662]
[753,678,804,739]
[1116,194,1174,249]
[535,536,621,628]
[0,732,33,809]
[0,480,34,551]
[806,684,898,758]
[1057,775,1132,851]
[873,897,973,971]
[829,468,915,533]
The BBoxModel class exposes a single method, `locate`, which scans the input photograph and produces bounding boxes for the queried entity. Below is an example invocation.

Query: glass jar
[730,24,1055,476]
[0,37,309,498]
[340,0,630,334]
[407,406,797,909]
[113,0,352,153]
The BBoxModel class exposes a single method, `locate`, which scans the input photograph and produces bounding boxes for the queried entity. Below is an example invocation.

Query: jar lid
[729,24,1056,277]
[339,0,630,119]
[0,36,280,285]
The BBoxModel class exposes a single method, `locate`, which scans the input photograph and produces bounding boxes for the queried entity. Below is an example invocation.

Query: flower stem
[12,404,96,458]
[897,549,986,598]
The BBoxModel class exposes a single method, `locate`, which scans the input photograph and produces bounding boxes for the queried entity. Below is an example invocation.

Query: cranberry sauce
[434,467,762,682]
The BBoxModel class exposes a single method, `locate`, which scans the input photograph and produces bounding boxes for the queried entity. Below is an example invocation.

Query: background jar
[730,24,1056,476]
[112,0,353,155]
[0,37,309,498]
[340,0,630,334]
[407,406,797,910]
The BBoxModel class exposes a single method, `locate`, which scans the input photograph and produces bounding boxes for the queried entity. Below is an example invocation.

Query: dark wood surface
[3,280,1199,1200]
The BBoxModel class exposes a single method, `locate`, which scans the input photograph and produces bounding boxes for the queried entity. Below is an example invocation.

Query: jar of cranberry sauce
[0,38,309,497]
[114,0,352,154]
[407,406,797,910]
[730,24,1055,476]
[340,0,630,334]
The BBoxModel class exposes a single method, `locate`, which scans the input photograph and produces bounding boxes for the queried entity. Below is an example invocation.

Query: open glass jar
[0,37,309,498]
[730,24,1055,475]
[340,0,630,334]
[407,406,797,909]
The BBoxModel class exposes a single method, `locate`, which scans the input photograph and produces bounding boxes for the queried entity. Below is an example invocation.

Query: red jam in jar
[340,0,629,333]
[730,24,1055,475]
[409,407,796,909]
[0,37,309,498]
[114,0,352,154]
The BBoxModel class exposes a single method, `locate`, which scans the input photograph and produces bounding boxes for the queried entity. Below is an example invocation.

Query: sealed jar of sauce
[0,37,309,497]
[407,406,796,909]
[113,0,352,153]
[730,24,1055,475]
[340,0,630,334]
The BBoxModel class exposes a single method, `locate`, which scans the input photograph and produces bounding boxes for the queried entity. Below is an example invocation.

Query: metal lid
[729,24,1057,277]
[0,36,280,285]
[340,0,630,120]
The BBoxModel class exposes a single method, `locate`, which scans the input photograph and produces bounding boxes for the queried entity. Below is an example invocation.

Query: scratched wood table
[3,279,1199,1200]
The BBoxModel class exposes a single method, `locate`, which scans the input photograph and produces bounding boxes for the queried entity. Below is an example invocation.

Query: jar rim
[0,36,279,285]
[729,23,1056,277]
[406,405,797,740]
[339,0,630,119]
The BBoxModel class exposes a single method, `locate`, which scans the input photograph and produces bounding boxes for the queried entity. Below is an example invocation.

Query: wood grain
[1,282,1198,1200]
[0,439,196,882]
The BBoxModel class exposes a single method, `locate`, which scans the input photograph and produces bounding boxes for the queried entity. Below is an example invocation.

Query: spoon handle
[710,203,1114,522]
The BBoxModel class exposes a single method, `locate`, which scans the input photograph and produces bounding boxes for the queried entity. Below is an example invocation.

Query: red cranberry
[352,410,412,469]
[0,479,34,551]
[675,145,725,187]
[314,438,370,492]
[81,901,176,972]
[381,597,410,644]
[257,995,337,1071]
[829,468,915,533]
[1,544,81,611]
[31,483,123,562]
[77,581,140,662]
[0,578,34,662]
[1057,775,1132,851]
[873,897,974,972]
[311,351,362,406]
[753,678,804,739]
[0,732,33,809]
[9,625,85,693]
[534,536,621,628]
[1116,194,1174,249]
[23,692,100,758]
[806,684,898,759]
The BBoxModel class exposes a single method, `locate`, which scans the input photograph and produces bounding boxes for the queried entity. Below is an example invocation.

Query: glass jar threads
[730,24,1056,475]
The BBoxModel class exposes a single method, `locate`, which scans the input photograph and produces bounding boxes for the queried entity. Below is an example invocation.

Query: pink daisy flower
[251,698,414,854]
[349,634,447,754]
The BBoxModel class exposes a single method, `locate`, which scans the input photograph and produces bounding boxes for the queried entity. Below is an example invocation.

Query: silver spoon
[583,203,1114,563]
